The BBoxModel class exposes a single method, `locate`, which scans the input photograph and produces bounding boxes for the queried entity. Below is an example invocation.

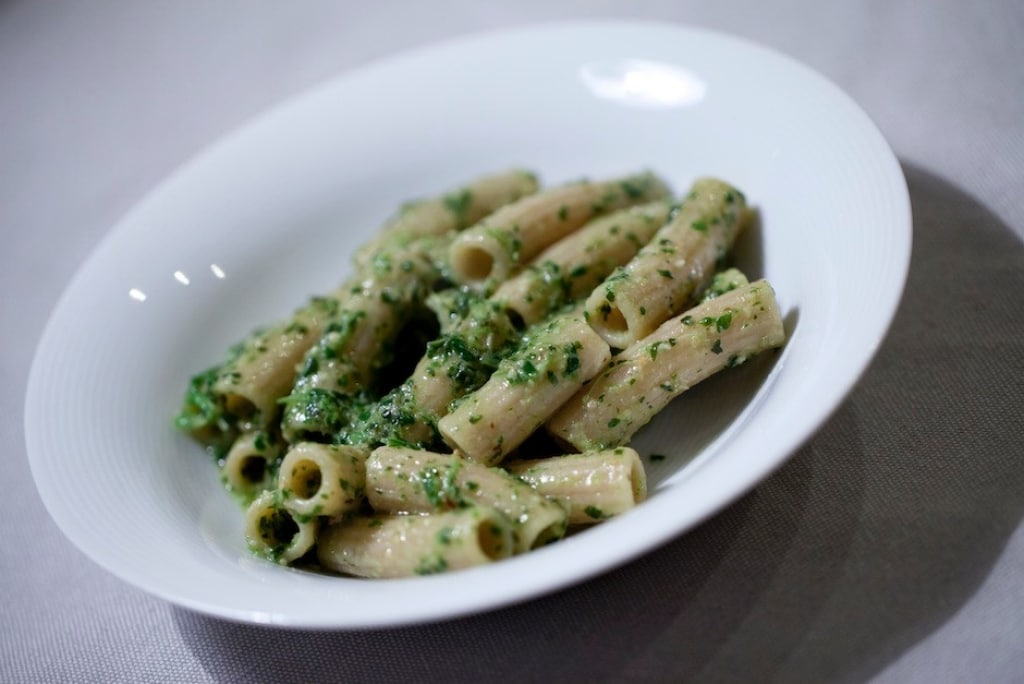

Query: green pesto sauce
[442,189,474,226]
[281,388,350,441]
[414,553,449,576]
[425,461,465,506]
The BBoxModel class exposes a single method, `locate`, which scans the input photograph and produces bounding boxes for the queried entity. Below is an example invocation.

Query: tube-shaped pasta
[317,507,516,578]
[448,172,672,288]
[335,292,520,448]
[293,245,440,394]
[491,201,673,326]
[701,267,749,302]
[243,489,318,564]
[548,279,786,451]
[277,442,368,518]
[505,447,647,524]
[354,169,541,268]
[175,293,341,445]
[394,296,518,444]
[220,431,283,502]
[281,243,443,442]
[438,309,610,466]
[365,446,568,552]
[584,178,749,349]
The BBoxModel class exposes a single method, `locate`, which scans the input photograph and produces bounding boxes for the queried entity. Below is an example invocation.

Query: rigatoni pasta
[490,200,673,326]
[174,168,786,579]
[448,171,671,288]
[505,447,647,524]
[437,307,611,466]
[277,442,368,519]
[353,169,540,269]
[317,507,516,578]
[548,280,786,451]
[584,178,749,349]
[365,445,569,552]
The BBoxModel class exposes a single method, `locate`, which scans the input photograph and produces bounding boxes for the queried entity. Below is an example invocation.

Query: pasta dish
[174,169,786,578]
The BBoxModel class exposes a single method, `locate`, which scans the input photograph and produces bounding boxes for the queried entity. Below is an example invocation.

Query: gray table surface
[2,1,1022,682]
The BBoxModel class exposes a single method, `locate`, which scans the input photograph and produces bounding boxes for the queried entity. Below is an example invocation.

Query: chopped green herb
[443,189,474,223]
[414,554,449,575]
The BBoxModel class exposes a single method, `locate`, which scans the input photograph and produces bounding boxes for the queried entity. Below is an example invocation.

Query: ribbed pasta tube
[505,447,647,524]
[491,201,673,326]
[333,293,520,448]
[448,172,671,288]
[584,178,749,349]
[317,507,516,578]
[281,242,443,442]
[365,446,568,553]
[438,309,610,465]
[548,279,786,451]
[277,442,368,518]
[193,293,342,439]
[354,169,540,268]
[293,244,440,394]
[243,489,318,564]
[220,431,283,502]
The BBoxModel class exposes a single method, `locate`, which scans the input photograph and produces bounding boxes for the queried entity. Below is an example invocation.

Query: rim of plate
[25,20,911,628]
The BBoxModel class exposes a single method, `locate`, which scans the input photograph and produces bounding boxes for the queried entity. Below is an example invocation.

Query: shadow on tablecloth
[172,163,1024,683]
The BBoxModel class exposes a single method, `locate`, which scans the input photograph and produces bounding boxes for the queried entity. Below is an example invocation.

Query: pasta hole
[458,245,495,281]
[505,308,526,331]
[602,306,628,335]
[257,508,299,548]
[239,455,267,484]
[476,520,510,561]
[285,459,322,500]
[224,393,257,420]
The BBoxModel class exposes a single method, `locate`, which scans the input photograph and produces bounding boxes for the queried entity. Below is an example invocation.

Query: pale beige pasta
[177,168,785,579]
[700,267,749,301]
[491,201,673,326]
[220,431,282,500]
[243,489,318,564]
[354,169,540,268]
[448,171,671,288]
[365,446,568,552]
[210,292,343,430]
[438,309,610,465]
[584,178,749,349]
[317,507,516,578]
[506,447,647,524]
[277,442,368,518]
[548,279,785,451]
[293,245,440,395]
[384,296,519,446]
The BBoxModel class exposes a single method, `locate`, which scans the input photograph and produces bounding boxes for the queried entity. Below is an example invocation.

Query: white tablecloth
[2,2,1022,682]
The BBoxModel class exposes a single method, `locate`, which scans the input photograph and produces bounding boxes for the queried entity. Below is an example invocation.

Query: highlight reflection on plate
[25,22,910,628]
[580,59,708,108]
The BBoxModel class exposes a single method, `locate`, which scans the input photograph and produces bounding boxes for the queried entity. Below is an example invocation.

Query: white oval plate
[26,22,910,628]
